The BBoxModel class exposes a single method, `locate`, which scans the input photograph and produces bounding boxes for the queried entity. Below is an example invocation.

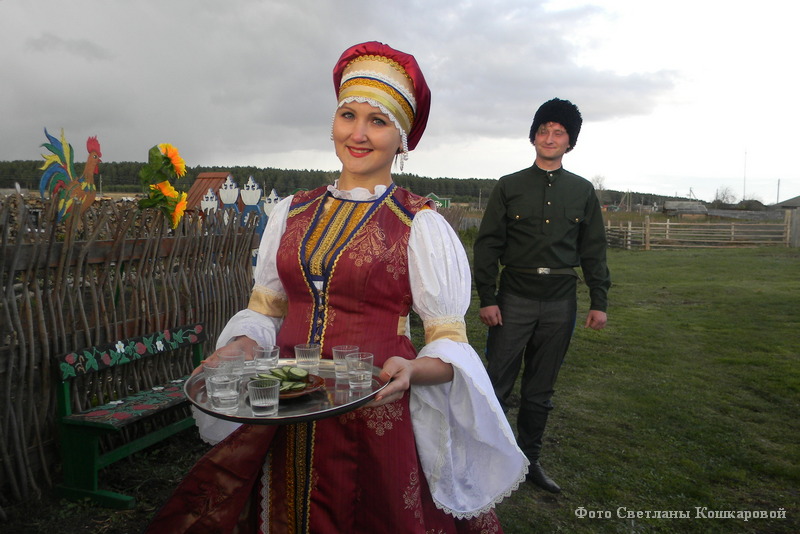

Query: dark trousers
[486,292,576,461]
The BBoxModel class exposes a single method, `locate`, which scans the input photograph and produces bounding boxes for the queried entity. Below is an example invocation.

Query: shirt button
[547,201,552,205]
[515,215,520,219]
[545,219,550,223]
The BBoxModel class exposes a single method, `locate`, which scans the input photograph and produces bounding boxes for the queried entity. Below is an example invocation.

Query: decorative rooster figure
[39,128,102,220]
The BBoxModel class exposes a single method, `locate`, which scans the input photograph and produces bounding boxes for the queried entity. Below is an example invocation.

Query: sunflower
[171,192,188,228]
[139,143,190,229]
[151,180,179,198]
[158,143,187,177]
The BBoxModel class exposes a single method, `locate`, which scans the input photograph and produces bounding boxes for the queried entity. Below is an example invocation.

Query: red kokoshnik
[332,41,431,152]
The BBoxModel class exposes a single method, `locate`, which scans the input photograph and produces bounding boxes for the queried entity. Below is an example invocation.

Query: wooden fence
[0,194,259,517]
[606,211,796,250]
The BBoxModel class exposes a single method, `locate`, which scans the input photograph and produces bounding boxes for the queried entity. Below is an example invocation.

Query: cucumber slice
[287,367,309,381]
[270,368,288,380]
[287,381,307,391]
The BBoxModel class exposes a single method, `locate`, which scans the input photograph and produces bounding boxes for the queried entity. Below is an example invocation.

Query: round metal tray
[185,359,388,425]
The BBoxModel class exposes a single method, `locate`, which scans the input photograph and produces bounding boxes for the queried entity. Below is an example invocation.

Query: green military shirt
[473,164,611,311]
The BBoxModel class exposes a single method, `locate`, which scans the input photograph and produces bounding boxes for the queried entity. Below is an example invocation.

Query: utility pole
[743,150,747,201]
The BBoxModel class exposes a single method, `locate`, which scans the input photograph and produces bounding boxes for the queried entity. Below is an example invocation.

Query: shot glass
[345,352,374,389]
[332,345,359,380]
[247,378,281,417]
[333,381,350,405]
[294,343,321,374]
[205,373,242,414]
[216,346,245,376]
[254,345,280,372]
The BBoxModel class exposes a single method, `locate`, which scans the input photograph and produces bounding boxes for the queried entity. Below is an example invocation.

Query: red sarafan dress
[149,184,527,534]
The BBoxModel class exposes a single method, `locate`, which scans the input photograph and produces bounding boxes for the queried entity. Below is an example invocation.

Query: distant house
[772,195,800,209]
[186,172,244,212]
[663,201,708,217]
[426,192,451,208]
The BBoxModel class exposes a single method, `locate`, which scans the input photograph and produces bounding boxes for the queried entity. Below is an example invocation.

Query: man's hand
[584,310,607,330]
[479,305,503,327]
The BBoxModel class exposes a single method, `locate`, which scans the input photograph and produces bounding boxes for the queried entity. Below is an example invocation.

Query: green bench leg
[58,415,196,509]
[57,424,136,509]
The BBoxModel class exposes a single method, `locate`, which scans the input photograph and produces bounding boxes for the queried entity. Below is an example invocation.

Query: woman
[149,41,527,534]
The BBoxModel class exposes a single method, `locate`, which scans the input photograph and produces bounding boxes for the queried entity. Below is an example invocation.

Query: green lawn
[487,247,799,534]
[4,247,798,533]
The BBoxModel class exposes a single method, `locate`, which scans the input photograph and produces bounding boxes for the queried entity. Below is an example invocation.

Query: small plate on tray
[278,374,325,399]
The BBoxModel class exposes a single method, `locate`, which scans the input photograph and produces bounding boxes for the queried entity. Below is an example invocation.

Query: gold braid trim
[386,199,413,227]
[346,54,412,83]
[285,426,297,533]
[288,200,317,218]
[247,285,288,318]
[339,77,415,132]
[423,316,468,344]
[397,315,408,336]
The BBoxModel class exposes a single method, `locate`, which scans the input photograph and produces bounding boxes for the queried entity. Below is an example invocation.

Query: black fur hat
[529,98,582,152]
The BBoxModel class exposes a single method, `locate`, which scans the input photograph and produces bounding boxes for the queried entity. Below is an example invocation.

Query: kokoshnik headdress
[332,41,431,167]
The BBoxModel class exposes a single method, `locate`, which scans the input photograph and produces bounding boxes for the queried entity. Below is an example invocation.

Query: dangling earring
[398,133,409,172]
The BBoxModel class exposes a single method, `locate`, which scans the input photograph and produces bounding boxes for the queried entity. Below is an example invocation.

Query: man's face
[533,121,571,163]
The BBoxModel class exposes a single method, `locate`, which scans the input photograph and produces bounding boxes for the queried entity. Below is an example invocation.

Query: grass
[488,247,799,534]
[4,247,799,533]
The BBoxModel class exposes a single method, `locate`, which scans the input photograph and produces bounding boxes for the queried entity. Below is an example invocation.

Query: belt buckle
[536,267,551,275]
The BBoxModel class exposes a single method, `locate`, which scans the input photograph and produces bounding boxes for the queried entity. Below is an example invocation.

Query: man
[473,98,610,493]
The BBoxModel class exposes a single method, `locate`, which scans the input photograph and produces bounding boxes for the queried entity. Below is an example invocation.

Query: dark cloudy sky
[1,0,797,203]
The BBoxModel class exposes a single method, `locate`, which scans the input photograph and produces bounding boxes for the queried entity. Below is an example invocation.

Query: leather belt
[505,266,578,277]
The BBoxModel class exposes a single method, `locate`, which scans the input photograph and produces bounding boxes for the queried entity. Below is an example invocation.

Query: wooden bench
[55,322,206,508]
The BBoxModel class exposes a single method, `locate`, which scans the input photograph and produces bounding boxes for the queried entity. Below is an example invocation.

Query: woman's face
[333,101,403,183]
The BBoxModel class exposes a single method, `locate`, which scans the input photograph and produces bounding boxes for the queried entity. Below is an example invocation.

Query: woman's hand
[369,356,454,408]
[193,336,259,376]
[218,336,259,360]
[370,357,413,407]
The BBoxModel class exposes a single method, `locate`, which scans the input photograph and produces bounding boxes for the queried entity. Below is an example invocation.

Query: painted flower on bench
[60,325,205,380]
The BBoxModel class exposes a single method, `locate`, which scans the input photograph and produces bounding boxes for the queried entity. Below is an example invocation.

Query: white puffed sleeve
[408,209,529,519]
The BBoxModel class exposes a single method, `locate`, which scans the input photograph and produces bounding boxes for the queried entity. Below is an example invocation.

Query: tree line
[1,160,503,203]
[1,159,685,208]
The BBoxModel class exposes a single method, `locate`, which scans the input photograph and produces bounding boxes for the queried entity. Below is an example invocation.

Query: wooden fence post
[627,221,632,250]
[788,209,799,247]
[644,215,651,251]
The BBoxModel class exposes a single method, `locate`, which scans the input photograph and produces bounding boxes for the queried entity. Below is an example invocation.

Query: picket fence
[606,212,797,250]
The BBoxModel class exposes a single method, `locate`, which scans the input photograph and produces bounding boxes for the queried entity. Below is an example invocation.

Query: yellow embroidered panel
[305,199,371,277]
[248,286,288,318]
[423,318,468,344]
